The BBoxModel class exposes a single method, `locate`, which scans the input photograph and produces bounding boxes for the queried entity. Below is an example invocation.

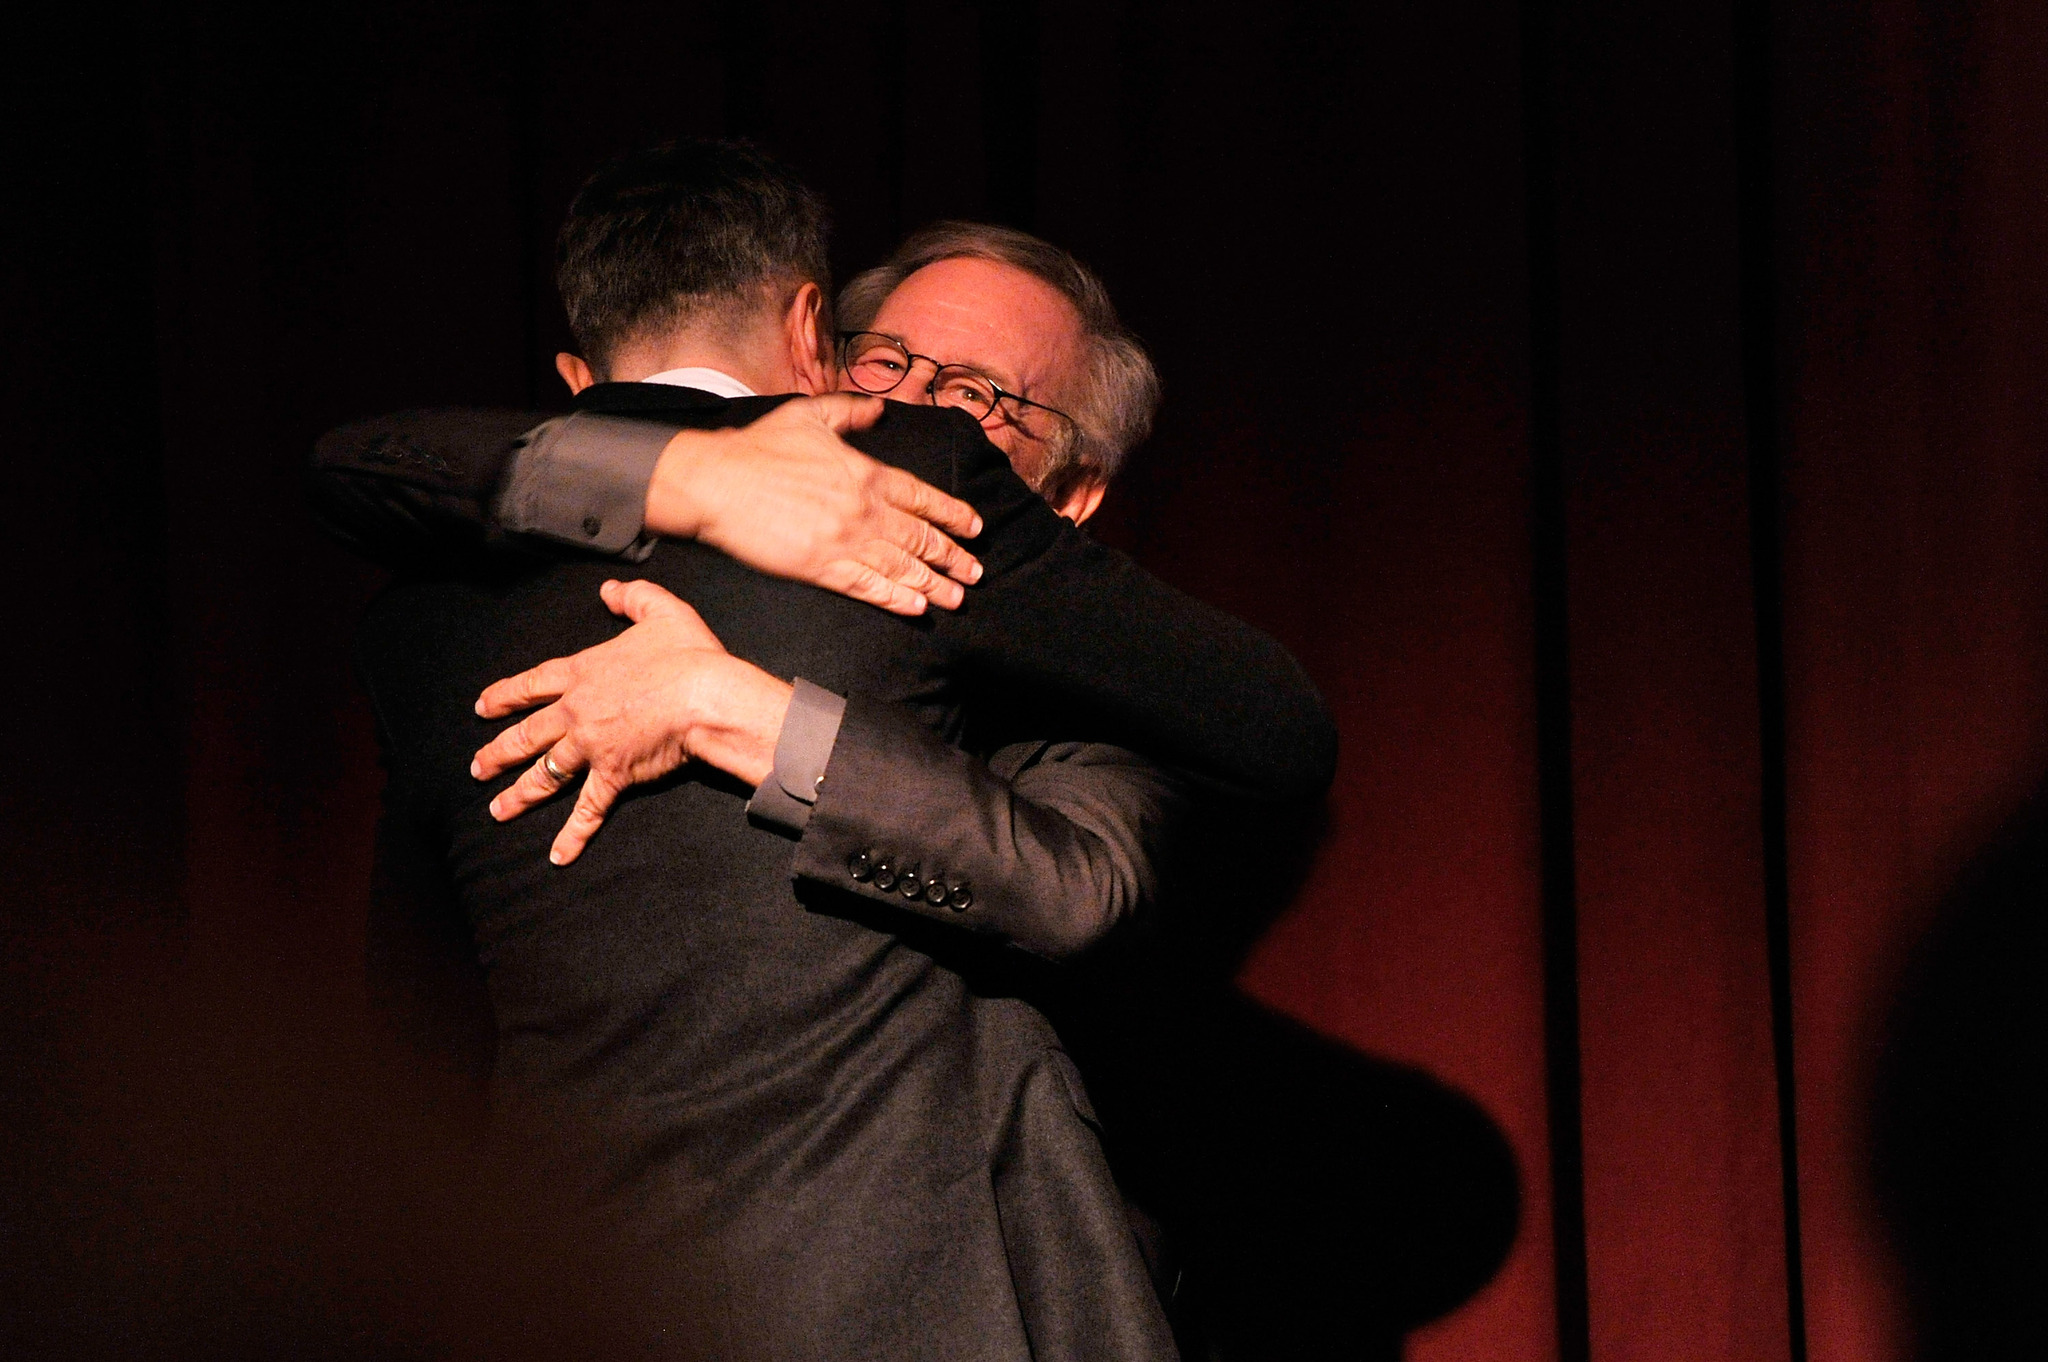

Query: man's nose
[898,354,941,404]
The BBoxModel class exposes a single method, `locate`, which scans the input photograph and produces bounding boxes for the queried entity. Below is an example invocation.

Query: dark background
[5,1,2044,1358]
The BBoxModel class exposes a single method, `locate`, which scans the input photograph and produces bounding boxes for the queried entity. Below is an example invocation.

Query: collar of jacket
[572,381,798,419]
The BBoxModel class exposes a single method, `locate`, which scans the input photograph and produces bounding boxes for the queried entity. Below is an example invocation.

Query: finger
[601,579,725,653]
[861,539,963,611]
[477,657,576,719]
[549,769,624,866]
[817,560,928,617]
[471,704,569,779]
[599,578,689,623]
[876,464,983,543]
[880,501,981,588]
[489,741,583,822]
[804,391,887,435]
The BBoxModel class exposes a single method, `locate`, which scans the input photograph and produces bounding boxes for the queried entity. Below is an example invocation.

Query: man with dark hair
[319,139,987,617]
[342,138,1332,1358]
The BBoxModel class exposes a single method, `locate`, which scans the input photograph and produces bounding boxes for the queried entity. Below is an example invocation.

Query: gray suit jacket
[796,697,1185,960]
[350,383,1333,1359]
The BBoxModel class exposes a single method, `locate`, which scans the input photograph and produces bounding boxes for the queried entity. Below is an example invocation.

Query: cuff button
[898,865,924,899]
[947,883,974,912]
[924,878,949,906]
[847,850,874,882]
[872,859,897,891]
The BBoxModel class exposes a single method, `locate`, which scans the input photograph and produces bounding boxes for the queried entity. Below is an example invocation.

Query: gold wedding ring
[541,752,574,785]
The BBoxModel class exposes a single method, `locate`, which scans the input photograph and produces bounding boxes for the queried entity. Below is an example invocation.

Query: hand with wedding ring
[470,579,795,865]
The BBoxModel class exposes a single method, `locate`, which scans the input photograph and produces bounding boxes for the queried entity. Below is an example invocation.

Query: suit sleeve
[792,696,1186,960]
[940,422,1339,806]
[309,407,677,569]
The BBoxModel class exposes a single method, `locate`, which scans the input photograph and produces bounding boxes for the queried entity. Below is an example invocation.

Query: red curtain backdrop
[1781,2,2048,1356]
[6,1,2043,1357]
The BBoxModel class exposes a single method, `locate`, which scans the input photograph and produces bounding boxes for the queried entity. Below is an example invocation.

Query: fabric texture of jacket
[351,382,1334,1359]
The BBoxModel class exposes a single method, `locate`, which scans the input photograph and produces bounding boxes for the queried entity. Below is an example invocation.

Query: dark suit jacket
[352,382,1333,1359]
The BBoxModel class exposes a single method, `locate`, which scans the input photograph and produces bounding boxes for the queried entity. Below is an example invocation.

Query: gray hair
[837,222,1161,493]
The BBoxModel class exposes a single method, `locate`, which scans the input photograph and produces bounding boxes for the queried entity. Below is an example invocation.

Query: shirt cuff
[745,679,847,835]
[491,411,678,560]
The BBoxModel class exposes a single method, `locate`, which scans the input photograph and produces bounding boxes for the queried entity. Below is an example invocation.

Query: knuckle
[853,568,890,603]
[879,543,917,578]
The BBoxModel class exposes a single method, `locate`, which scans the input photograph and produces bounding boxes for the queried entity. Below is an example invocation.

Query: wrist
[686,656,792,789]
[643,428,723,539]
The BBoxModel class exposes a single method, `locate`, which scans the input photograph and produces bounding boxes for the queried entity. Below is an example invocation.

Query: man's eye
[938,378,994,406]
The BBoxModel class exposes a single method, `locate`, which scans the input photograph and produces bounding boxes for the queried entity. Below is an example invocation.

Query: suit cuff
[791,697,985,921]
[491,412,677,559]
[745,679,846,834]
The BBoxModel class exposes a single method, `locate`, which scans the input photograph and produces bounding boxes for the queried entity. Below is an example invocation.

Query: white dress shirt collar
[639,366,757,399]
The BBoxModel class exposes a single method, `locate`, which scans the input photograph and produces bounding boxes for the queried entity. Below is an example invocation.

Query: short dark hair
[555,138,832,372]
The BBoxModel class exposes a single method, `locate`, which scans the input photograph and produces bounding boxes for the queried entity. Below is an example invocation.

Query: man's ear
[1054,472,1109,525]
[556,352,597,394]
[784,282,832,396]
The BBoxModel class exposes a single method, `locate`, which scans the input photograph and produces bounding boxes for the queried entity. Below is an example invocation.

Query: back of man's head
[556,139,831,378]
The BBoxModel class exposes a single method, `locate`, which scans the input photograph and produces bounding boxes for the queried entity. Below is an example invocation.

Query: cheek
[985,426,1043,486]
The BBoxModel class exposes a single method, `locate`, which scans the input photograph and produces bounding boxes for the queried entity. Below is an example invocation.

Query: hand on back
[645,393,984,616]
[470,579,795,865]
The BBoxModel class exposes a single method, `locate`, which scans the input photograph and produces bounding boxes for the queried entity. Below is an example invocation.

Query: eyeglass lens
[845,334,997,420]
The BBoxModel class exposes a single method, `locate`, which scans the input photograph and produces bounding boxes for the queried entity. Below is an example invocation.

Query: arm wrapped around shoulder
[904,416,1339,806]
[308,407,557,569]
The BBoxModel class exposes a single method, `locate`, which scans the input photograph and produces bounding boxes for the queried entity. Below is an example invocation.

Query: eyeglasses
[838,331,1077,445]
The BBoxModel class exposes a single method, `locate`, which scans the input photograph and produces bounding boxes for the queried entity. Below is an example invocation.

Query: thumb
[805,391,886,434]
[601,578,689,622]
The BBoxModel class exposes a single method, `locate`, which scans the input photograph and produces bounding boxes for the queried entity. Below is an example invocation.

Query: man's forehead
[871,258,1082,388]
